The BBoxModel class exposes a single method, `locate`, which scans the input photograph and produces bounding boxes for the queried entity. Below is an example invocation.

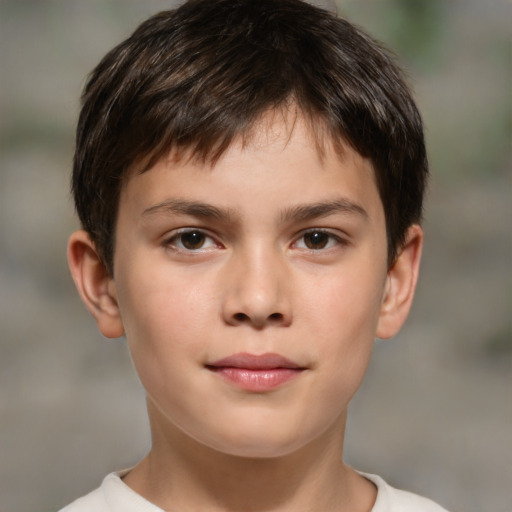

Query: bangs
[131,100,343,176]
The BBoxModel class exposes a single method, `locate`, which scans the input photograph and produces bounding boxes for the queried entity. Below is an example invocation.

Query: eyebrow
[142,199,238,222]
[142,197,367,224]
[280,198,368,223]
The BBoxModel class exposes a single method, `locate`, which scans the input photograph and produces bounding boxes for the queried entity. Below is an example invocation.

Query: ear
[67,230,124,338]
[376,224,423,340]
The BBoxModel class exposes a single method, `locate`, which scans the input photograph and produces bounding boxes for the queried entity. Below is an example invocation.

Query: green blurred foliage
[384,0,444,65]
[337,0,511,182]
[337,0,445,68]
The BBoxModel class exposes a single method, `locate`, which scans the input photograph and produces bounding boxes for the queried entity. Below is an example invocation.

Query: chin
[214,439,303,460]
[196,421,316,460]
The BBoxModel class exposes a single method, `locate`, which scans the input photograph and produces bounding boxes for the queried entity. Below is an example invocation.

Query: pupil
[305,231,328,249]
[181,231,204,249]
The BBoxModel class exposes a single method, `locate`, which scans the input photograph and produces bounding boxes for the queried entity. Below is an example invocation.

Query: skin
[68,115,423,511]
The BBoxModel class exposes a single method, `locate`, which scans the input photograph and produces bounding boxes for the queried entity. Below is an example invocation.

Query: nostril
[232,311,284,324]
[234,312,249,322]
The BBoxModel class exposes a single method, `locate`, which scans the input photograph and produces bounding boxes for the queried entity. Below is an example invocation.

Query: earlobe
[67,230,125,338]
[376,224,423,340]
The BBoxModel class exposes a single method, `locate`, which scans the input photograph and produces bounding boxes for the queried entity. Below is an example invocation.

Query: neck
[123,402,375,512]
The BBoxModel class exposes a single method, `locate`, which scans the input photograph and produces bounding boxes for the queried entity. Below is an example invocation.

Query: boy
[62,0,449,510]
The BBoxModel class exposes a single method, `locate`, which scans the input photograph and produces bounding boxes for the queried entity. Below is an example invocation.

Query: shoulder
[57,471,164,512]
[58,481,108,512]
[362,472,451,512]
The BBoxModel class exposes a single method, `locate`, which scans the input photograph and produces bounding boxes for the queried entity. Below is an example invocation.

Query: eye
[294,230,342,250]
[166,229,218,251]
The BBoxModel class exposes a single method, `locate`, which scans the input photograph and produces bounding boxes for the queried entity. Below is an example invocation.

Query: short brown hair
[73,0,428,273]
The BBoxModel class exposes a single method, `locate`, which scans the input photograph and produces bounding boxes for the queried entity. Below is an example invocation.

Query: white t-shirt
[59,470,449,512]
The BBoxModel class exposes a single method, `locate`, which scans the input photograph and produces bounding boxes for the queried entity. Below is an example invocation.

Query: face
[109,117,392,458]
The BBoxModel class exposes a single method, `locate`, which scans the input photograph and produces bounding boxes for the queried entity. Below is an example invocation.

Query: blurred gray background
[0,1,510,511]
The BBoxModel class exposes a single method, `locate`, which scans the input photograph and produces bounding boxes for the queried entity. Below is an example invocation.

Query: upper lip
[206,352,303,370]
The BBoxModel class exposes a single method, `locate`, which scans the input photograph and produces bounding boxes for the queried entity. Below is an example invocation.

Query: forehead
[120,113,384,226]
[131,106,362,177]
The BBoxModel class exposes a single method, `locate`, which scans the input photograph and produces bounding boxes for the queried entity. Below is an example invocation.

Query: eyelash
[164,229,220,252]
[164,228,346,253]
[293,229,346,251]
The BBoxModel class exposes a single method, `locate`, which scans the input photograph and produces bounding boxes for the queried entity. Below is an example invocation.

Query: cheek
[115,263,217,373]
[301,268,385,394]
[306,268,385,344]
[117,278,213,416]
[119,258,209,327]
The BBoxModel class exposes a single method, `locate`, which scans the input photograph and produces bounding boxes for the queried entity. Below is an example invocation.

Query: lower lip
[208,367,303,392]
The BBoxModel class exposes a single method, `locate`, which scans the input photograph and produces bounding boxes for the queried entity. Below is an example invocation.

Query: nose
[221,245,292,329]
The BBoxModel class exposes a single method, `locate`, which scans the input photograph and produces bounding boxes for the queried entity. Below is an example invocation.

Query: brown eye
[180,230,206,250]
[303,231,330,249]
[166,229,219,253]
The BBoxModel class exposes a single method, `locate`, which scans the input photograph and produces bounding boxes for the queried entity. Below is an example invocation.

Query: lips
[205,352,306,392]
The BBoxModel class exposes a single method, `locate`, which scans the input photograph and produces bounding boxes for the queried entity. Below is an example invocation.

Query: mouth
[205,352,306,392]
